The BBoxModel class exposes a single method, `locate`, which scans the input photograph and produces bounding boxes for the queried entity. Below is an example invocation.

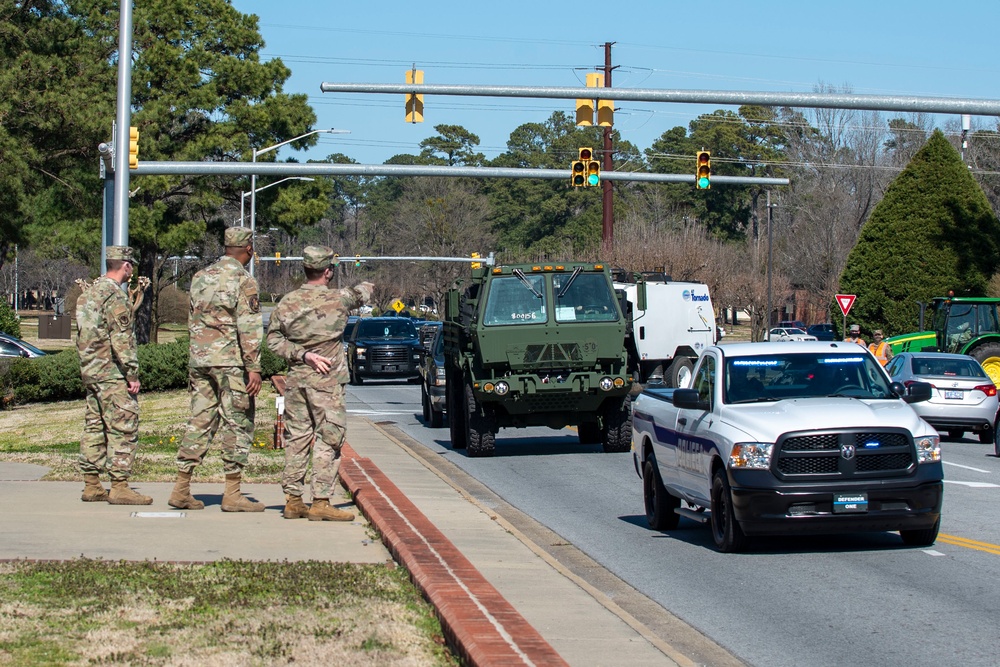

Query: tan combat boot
[282,494,310,519]
[168,470,205,510]
[221,473,265,512]
[307,498,355,522]
[81,474,109,502]
[107,481,153,505]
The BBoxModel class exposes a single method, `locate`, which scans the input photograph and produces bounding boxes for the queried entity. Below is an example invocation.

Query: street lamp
[240,176,316,228]
[250,128,347,275]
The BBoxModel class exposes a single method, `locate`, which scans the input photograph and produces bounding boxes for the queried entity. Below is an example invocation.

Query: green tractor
[887,296,1000,384]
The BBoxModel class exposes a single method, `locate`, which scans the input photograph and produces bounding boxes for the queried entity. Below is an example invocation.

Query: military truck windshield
[483,275,546,326]
[553,272,619,322]
[357,320,418,339]
[725,352,895,403]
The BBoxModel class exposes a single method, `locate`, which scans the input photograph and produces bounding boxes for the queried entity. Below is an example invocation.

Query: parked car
[419,325,447,428]
[768,327,818,342]
[0,333,46,358]
[807,323,837,341]
[885,352,999,446]
[778,320,807,330]
[346,317,423,385]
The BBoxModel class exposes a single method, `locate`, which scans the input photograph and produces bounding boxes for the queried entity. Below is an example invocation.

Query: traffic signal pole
[112,0,135,247]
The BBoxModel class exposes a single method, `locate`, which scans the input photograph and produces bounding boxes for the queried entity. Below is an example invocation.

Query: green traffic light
[698,176,710,188]
[588,174,600,186]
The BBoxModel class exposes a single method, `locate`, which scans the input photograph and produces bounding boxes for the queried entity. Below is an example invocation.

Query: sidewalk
[0,414,683,666]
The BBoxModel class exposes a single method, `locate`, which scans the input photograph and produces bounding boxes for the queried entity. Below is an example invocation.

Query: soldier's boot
[307,498,355,522]
[107,481,153,505]
[81,474,109,502]
[221,473,265,513]
[282,494,310,519]
[168,471,204,510]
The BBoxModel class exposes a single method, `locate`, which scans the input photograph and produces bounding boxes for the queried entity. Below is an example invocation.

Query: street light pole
[241,177,315,227]
[766,191,776,334]
[250,128,345,277]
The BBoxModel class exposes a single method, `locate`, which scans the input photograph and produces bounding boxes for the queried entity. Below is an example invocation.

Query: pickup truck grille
[775,430,915,479]
[369,346,412,363]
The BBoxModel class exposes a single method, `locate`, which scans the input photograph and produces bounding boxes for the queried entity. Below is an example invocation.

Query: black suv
[347,317,423,385]
[419,324,446,427]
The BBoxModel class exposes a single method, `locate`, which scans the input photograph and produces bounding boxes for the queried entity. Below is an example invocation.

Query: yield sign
[836,294,857,317]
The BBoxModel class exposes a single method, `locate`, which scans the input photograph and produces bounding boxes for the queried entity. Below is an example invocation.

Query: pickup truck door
[674,354,718,505]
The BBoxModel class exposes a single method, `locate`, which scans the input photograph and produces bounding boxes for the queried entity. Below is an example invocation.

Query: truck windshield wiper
[729,396,781,404]
[556,266,583,299]
[512,268,543,299]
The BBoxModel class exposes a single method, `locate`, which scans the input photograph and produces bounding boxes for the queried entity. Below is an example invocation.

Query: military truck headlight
[729,443,774,470]
[483,382,495,393]
[495,381,510,396]
[613,377,625,389]
[915,434,941,463]
[600,377,614,391]
[356,347,366,360]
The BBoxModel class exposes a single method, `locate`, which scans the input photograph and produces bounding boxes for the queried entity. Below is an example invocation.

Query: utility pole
[601,42,617,256]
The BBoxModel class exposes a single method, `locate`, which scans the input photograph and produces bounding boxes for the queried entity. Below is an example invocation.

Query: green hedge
[1,338,288,406]
[0,300,19,338]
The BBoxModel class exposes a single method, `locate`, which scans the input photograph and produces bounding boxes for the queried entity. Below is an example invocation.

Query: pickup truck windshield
[553,272,618,322]
[357,320,418,339]
[725,352,895,403]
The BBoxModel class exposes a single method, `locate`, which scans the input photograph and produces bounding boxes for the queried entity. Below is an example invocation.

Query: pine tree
[839,130,1000,337]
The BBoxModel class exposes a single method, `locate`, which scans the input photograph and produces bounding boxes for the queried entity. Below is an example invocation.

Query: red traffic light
[579,147,593,161]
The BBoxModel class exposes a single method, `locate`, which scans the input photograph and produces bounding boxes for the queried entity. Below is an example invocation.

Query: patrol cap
[849,324,860,333]
[224,226,253,247]
[303,245,336,270]
[106,246,137,263]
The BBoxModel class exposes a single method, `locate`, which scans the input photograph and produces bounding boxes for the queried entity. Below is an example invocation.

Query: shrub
[0,300,20,338]
[260,342,288,378]
[139,338,190,391]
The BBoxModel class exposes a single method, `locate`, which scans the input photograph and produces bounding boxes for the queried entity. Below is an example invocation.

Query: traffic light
[471,252,482,269]
[696,150,711,190]
[597,97,614,127]
[579,147,600,187]
[333,253,339,266]
[405,69,424,123]
[576,73,602,126]
[274,251,280,266]
[128,126,139,169]
[571,159,586,187]
[354,254,362,267]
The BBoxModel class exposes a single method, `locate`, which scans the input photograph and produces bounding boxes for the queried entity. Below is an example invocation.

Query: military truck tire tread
[466,383,496,457]
[601,395,632,453]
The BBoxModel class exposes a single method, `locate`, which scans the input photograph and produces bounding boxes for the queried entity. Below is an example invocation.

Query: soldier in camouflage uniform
[266,246,373,521]
[75,245,152,505]
[168,226,265,512]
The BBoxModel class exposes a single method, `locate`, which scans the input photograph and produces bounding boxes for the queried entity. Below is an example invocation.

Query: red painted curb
[341,444,568,667]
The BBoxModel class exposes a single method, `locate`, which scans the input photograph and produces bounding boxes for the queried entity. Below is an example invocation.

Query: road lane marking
[942,480,1000,488]
[923,550,946,556]
[943,461,991,473]
[937,533,1000,556]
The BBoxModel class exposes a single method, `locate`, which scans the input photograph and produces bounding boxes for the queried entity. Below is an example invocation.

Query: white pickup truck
[631,342,944,552]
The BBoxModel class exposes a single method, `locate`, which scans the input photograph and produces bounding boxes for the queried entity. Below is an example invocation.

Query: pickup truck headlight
[434,367,447,386]
[729,443,774,470]
[914,434,941,463]
[356,347,366,360]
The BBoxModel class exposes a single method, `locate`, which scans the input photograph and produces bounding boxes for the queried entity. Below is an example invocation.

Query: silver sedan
[886,352,999,445]
[767,327,818,342]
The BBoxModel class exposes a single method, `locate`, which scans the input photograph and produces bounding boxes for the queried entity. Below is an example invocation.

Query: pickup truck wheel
[430,403,444,428]
[900,517,940,547]
[643,458,679,530]
[667,358,693,388]
[421,383,431,422]
[349,363,363,386]
[466,383,496,457]
[601,395,632,453]
[448,375,467,450]
[710,468,747,553]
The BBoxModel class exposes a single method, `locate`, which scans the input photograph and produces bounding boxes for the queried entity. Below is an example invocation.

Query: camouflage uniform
[266,246,371,501]
[75,248,140,482]
[176,228,262,475]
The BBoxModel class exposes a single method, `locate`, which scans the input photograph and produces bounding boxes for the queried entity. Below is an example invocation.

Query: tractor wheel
[970,343,1000,387]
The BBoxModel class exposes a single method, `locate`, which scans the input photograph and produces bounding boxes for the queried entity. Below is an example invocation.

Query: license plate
[384,365,397,372]
[833,492,868,513]
[944,390,963,400]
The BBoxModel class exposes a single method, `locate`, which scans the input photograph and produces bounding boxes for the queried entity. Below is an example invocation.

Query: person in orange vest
[868,329,894,366]
[844,324,867,347]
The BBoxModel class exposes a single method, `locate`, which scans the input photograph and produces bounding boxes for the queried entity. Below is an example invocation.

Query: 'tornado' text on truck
[443,262,646,457]
[632,341,944,552]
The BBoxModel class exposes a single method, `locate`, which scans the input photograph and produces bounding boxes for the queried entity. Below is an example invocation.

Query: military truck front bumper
[473,371,630,416]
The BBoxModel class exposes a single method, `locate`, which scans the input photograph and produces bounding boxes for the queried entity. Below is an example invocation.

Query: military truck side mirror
[446,291,459,320]
[636,280,647,312]
[901,381,933,404]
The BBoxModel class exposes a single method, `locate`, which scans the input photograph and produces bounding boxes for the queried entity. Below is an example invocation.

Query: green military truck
[887,296,1000,384]
[443,262,645,457]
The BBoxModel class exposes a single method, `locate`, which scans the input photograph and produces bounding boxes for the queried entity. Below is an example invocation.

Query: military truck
[443,262,645,457]
[887,296,1000,384]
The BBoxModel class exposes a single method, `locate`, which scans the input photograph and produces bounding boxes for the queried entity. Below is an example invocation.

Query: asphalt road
[347,380,1000,667]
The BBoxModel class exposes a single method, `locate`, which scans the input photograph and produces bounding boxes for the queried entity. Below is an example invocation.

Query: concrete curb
[340,444,568,667]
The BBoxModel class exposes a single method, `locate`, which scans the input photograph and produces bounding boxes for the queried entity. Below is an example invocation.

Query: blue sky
[232,0,1000,166]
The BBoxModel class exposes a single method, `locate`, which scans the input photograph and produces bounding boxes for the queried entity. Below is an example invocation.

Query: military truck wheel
[710,467,747,553]
[429,402,444,429]
[667,357,694,388]
[601,394,632,453]
[421,383,431,422]
[447,375,467,450]
[970,343,1000,386]
[578,422,601,444]
[465,384,496,457]
[644,458,680,530]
